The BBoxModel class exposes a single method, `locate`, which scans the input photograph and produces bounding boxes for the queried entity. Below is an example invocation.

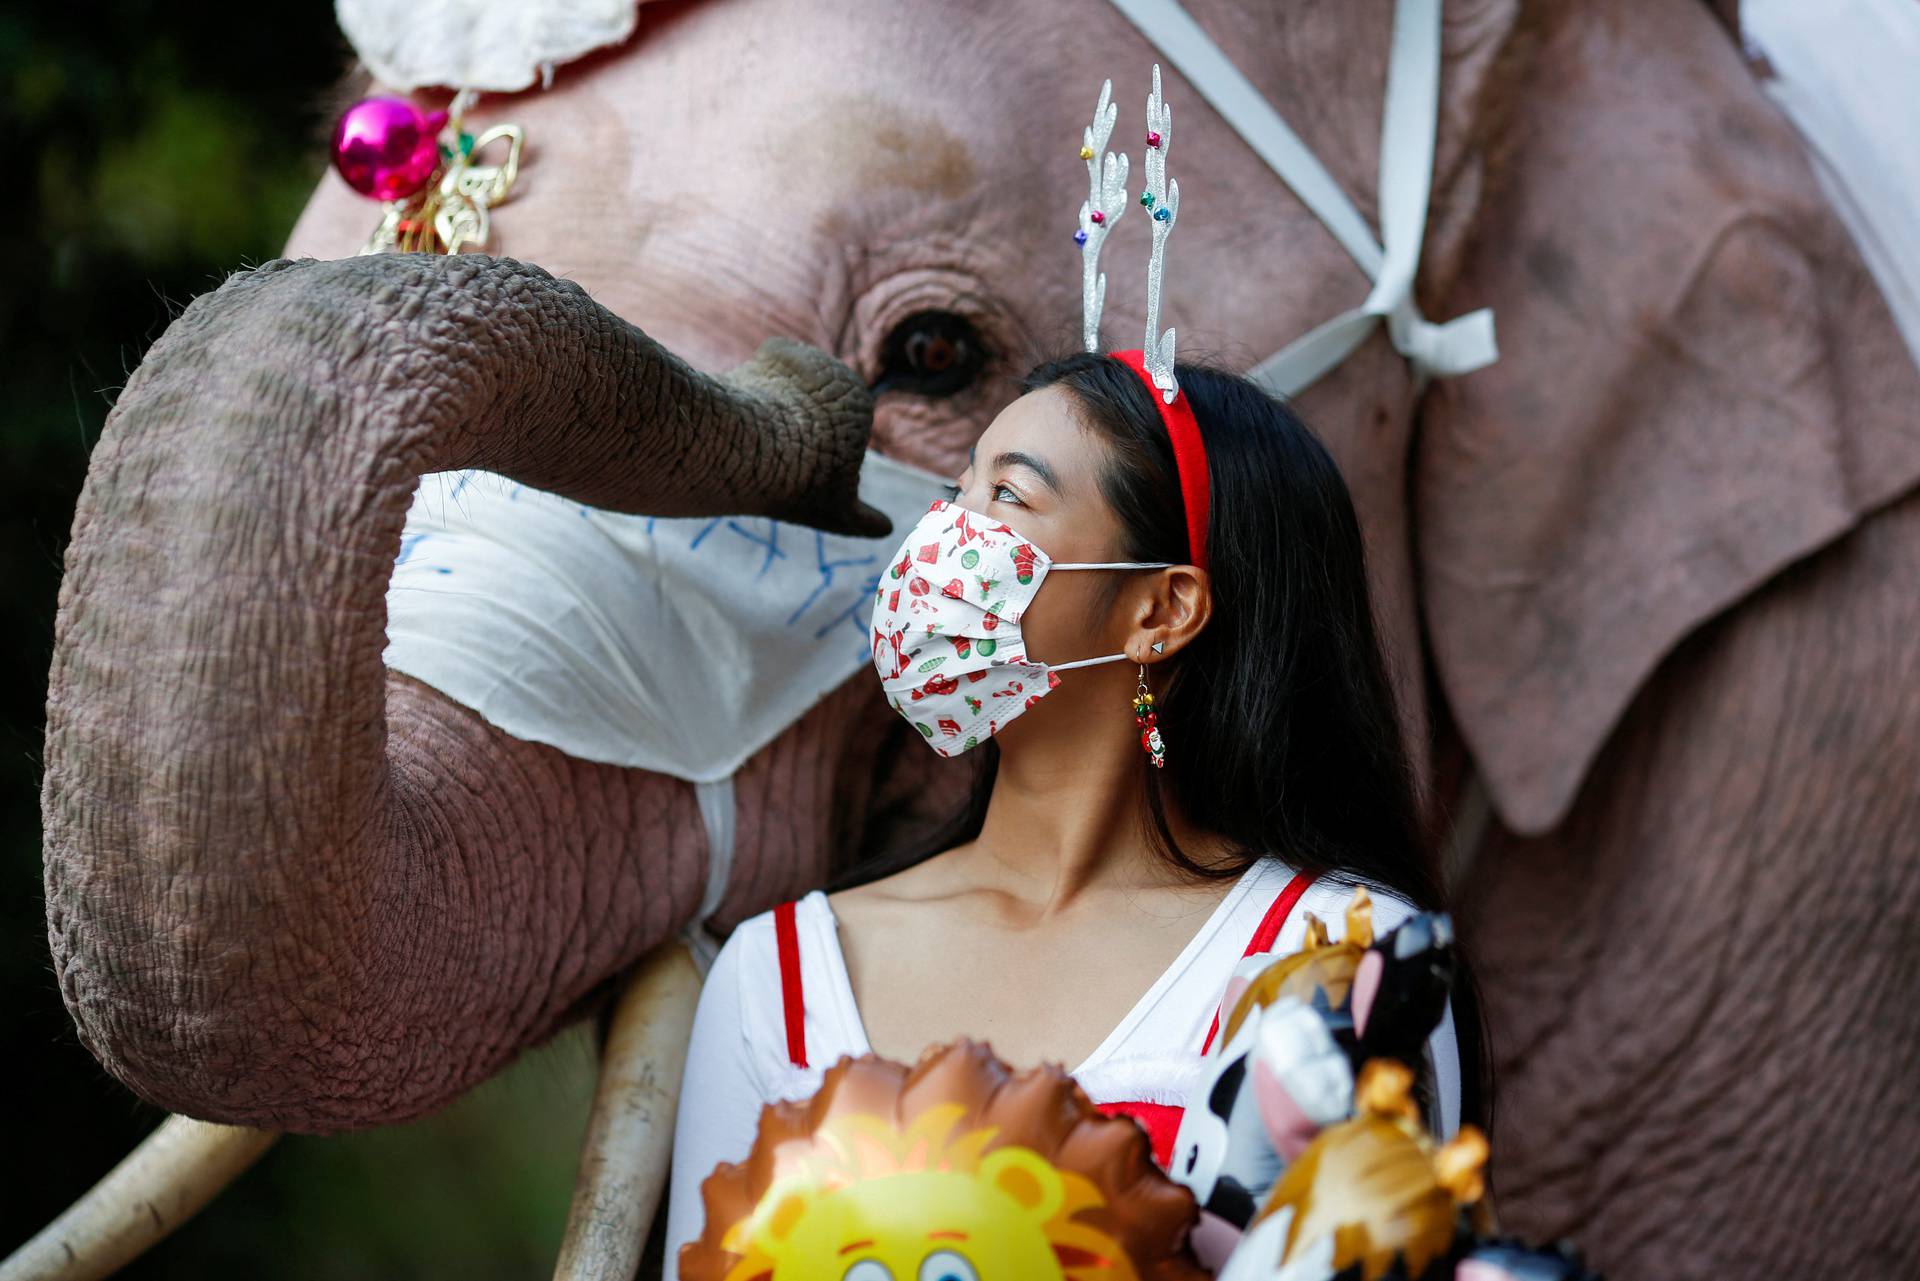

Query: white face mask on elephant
[380,449,952,968]
[382,449,950,784]
[869,498,1170,756]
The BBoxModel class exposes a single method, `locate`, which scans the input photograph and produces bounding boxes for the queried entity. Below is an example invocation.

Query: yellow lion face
[749,1153,1063,1280]
[719,1106,1138,1281]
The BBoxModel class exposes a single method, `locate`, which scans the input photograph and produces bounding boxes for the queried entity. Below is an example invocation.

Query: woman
[662,349,1487,1264]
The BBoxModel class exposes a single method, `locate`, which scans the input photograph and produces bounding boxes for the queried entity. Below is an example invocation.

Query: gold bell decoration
[329,87,525,254]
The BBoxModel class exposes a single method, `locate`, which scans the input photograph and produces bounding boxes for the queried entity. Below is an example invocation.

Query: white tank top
[661,857,1461,1267]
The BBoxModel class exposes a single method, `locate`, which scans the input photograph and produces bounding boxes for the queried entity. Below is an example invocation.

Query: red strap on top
[774,900,808,1068]
[1199,870,1316,1056]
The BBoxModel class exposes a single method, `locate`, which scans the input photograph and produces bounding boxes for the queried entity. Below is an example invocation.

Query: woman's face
[946,384,1138,668]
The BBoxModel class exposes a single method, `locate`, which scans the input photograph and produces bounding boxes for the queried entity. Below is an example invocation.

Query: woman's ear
[1130,565,1212,663]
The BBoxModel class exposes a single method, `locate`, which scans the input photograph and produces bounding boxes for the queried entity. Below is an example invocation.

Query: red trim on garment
[1095,1099,1185,1168]
[772,873,1313,1166]
[774,900,807,1068]
[1199,870,1316,1056]
[1110,348,1210,574]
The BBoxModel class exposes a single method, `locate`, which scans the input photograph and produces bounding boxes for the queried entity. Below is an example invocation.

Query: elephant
[20,0,1920,1278]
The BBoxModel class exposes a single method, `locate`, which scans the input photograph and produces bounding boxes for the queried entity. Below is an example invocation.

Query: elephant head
[45,0,1516,1136]
[24,0,1920,1277]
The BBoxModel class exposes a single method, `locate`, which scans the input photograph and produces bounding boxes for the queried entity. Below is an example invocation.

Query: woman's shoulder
[1293,872,1430,940]
[703,893,813,1021]
[717,890,832,964]
[698,892,836,1068]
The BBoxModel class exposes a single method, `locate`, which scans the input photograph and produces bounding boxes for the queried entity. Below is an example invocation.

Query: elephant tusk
[552,940,702,1281]
[0,1115,278,1281]
[6,947,699,1281]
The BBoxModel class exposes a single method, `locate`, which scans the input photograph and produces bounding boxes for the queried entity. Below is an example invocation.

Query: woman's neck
[954,715,1229,916]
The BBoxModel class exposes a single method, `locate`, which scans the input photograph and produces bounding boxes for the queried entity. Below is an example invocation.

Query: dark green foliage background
[0,3,599,1275]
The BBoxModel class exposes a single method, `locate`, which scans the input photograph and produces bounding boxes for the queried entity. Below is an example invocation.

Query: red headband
[1111,349,1209,573]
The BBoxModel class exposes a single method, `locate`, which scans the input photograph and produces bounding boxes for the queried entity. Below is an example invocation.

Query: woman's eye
[990,483,1022,506]
[940,483,962,501]
[873,311,988,398]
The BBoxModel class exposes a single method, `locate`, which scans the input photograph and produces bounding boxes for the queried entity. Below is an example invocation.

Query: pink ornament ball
[330,97,450,202]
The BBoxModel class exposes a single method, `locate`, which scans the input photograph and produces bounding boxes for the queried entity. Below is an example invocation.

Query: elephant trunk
[41,252,879,1129]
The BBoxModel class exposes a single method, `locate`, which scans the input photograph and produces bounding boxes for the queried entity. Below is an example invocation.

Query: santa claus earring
[1133,660,1166,768]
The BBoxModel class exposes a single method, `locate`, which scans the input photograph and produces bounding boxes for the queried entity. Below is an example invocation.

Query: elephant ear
[1415,0,1920,837]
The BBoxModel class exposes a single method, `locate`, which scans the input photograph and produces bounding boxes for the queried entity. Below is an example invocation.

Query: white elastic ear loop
[1035,559,1176,671]
[1050,560,1177,570]
[1050,652,1135,673]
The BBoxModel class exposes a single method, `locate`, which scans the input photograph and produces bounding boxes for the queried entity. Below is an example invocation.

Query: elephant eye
[873,311,987,398]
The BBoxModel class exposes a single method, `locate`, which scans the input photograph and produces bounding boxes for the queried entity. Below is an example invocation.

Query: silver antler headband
[1140,64,1181,403]
[1077,80,1131,353]
[1075,66,1181,401]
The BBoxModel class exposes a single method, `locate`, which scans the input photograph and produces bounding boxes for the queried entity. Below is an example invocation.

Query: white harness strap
[1104,0,1499,397]
[682,775,737,975]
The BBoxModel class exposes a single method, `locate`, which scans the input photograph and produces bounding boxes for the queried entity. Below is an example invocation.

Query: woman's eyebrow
[991,450,1062,495]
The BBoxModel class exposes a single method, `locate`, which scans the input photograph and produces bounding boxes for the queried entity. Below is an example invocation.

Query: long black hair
[834,351,1490,1131]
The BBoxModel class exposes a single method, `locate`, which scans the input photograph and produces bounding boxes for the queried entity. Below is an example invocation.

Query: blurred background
[0,1,601,1275]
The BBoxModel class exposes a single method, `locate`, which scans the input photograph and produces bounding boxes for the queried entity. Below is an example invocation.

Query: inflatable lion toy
[681,1039,1210,1281]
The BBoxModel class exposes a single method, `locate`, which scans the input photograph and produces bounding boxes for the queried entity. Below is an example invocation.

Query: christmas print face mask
[869,499,1172,756]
